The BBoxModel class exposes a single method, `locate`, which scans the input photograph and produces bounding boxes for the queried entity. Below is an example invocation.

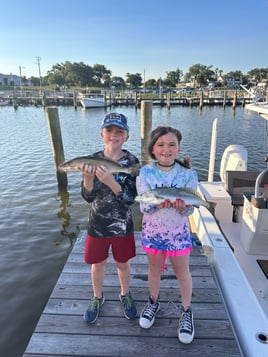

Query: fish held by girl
[135,186,212,209]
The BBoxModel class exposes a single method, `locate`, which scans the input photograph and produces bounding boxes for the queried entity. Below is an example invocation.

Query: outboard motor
[220,144,248,186]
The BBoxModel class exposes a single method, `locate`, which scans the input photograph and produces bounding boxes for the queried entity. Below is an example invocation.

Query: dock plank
[23,231,241,356]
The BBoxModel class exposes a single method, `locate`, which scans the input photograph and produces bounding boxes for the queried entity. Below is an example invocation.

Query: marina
[23,230,241,357]
[1,105,268,357]
[1,88,253,109]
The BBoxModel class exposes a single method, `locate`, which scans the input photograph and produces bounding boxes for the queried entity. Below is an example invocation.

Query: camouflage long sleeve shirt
[81,150,139,238]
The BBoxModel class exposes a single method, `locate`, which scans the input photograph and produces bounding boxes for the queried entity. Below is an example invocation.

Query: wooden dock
[23,231,241,357]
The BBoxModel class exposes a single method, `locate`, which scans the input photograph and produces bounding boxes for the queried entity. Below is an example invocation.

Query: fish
[135,186,210,209]
[58,156,140,176]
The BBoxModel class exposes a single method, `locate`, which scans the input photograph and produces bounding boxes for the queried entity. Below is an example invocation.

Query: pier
[1,89,252,109]
[23,230,241,357]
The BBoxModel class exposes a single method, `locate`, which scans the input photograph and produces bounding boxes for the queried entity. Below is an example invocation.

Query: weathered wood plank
[35,314,235,338]
[50,285,223,303]
[23,231,241,356]
[24,334,241,357]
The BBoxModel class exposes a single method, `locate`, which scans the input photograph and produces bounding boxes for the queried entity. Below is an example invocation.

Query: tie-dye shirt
[136,162,198,252]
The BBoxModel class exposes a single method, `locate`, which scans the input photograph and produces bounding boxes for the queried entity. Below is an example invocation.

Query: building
[0,73,20,86]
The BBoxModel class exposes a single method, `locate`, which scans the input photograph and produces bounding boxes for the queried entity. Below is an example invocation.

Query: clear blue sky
[1,0,267,81]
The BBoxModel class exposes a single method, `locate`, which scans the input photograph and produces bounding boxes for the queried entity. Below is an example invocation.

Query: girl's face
[152,132,180,165]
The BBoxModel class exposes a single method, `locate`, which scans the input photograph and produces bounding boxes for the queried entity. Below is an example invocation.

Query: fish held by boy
[135,187,211,209]
[58,156,140,176]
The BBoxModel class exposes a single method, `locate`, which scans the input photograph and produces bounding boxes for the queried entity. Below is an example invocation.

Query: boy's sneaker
[83,294,105,324]
[139,296,160,329]
[119,292,138,319]
[177,306,194,344]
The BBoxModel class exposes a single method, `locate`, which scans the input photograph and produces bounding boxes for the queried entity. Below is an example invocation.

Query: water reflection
[56,191,79,247]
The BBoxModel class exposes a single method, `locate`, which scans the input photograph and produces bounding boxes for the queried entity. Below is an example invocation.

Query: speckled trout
[58,156,140,176]
[135,186,210,208]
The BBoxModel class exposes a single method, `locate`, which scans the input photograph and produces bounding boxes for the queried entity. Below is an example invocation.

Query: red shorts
[84,233,136,264]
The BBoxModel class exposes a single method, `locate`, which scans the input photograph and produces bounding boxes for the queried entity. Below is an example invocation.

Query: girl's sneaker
[139,296,160,329]
[177,306,194,344]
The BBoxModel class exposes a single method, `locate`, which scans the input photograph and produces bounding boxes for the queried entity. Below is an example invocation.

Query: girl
[136,126,198,344]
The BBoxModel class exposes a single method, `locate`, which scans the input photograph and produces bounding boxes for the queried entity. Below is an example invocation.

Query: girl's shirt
[81,150,139,238]
[136,162,198,252]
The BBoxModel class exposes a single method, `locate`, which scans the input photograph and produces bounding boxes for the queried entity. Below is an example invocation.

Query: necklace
[157,161,175,168]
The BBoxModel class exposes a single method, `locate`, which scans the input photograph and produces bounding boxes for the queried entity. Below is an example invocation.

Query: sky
[1,0,268,81]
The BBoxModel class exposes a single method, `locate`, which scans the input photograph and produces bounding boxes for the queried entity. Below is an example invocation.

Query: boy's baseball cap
[101,113,129,132]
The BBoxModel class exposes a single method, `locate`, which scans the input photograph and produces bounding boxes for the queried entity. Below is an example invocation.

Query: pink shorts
[84,233,136,264]
[142,246,192,272]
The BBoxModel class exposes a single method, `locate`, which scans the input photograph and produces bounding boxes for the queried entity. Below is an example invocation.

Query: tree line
[25,61,268,89]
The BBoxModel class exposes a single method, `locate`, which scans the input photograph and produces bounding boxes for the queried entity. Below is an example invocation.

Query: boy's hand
[95,165,114,185]
[80,163,96,177]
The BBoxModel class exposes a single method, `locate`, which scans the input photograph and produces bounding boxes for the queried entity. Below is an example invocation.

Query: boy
[80,112,139,324]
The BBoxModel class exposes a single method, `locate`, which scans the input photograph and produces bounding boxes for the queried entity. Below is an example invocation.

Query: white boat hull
[246,103,268,120]
[192,200,268,356]
[80,97,106,109]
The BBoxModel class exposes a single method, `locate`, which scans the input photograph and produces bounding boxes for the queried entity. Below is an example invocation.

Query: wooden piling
[45,107,68,192]
[199,91,203,109]
[141,101,152,166]
[134,91,138,109]
[166,91,171,110]
[223,90,226,109]
[73,91,77,110]
[232,91,237,109]
[42,91,47,107]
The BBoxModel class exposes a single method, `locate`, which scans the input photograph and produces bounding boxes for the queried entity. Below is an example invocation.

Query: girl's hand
[157,199,173,209]
[172,198,192,211]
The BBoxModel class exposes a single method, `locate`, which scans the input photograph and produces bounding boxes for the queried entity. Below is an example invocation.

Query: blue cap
[101,113,129,132]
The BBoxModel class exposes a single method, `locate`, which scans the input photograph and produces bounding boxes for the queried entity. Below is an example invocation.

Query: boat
[241,84,268,120]
[190,115,268,356]
[245,102,268,121]
[0,99,10,106]
[79,91,107,109]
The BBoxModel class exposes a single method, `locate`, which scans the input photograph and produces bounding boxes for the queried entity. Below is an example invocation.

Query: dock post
[166,91,171,110]
[141,100,152,166]
[45,107,68,192]
[232,90,237,109]
[42,91,47,107]
[73,91,77,110]
[12,88,18,110]
[199,91,203,109]
[135,91,138,109]
[104,91,107,106]
[223,90,226,109]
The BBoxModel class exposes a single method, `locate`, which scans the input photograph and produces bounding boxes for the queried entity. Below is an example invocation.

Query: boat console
[240,170,268,254]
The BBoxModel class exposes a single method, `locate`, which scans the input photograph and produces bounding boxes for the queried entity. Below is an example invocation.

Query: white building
[0,73,20,86]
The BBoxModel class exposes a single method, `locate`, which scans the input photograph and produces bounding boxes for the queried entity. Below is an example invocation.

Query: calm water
[0,104,267,357]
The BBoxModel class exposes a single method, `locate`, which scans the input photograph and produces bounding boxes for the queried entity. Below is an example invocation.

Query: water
[0,104,267,357]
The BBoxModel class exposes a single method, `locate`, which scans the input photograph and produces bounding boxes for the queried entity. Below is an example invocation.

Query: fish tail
[129,163,140,176]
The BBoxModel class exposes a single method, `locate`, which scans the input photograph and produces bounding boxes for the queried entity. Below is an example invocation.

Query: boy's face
[101,125,129,148]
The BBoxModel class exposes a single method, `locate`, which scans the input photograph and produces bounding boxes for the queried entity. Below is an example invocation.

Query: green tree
[184,64,215,87]
[247,67,268,82]
[126,72,142,88]
[111,76,126,89]
[92,64,111,86]
[145,78,157,88]
[165,68,183,86]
